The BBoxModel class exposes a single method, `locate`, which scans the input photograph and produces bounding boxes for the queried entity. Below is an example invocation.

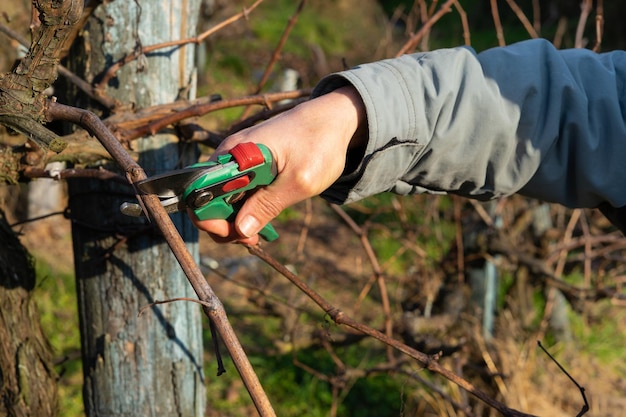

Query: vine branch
[247,244,537,417]
[46,101,277,417]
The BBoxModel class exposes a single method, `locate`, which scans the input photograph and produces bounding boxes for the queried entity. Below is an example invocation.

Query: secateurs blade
[121,142,279,241]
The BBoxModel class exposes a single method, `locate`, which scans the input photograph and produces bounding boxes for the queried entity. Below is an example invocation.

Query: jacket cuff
[312,57,429,204]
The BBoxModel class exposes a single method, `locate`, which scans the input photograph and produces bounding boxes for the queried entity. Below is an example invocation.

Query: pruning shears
[121,142,279,241]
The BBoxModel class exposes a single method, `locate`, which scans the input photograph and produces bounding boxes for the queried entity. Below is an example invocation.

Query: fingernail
[238,215,260,237]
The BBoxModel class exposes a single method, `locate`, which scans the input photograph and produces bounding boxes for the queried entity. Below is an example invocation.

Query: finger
[194,218,231,237]
[208,230,259,245]
[194,216,261,244]
[234,184,296,238]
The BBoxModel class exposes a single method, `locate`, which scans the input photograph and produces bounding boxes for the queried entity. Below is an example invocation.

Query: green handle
[258,223,279,242]
[183,143,278,241]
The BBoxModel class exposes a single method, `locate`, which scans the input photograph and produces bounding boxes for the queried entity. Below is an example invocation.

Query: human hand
[192,85,366,244]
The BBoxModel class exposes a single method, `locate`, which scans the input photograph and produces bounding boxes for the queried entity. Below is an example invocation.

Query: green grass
[204,339,410,417]
[570,301,626,364]
[250,1,347,58]
[34,259,84,417]
[344,194,457,275]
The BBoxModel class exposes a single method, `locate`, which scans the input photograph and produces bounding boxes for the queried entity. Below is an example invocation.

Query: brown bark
[0,209,58,417]
[0,0,84,153]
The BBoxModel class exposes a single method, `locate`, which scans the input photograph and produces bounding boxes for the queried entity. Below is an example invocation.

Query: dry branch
[46,101,277,417]
[117,89,311,142]
[239,0,307,120]
[0,10,118,110]
[396,0,456,56]
[253,0,306,95]
[490,0,506,46]
[576,0,593,49]
[0,0,83,152]
[504,0,539,39]
[0,88,309,182]
[330,203,395,361]
[247,244,537,417]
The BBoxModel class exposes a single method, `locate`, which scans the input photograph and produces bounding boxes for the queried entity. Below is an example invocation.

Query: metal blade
[135,166,214,198]
[120,195,187,217]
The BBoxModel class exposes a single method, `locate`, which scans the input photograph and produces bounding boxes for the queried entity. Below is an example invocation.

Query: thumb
[235,186,291,238]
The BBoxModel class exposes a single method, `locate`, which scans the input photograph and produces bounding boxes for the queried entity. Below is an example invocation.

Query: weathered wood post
[65,2,206,415]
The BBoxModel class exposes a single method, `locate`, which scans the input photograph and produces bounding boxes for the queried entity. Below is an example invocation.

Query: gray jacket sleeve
[312,39,626,220]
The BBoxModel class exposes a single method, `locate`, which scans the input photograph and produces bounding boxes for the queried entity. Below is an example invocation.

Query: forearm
[314,39,626,211]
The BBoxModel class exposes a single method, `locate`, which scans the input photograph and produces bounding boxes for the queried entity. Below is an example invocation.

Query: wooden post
[66,2,205,415]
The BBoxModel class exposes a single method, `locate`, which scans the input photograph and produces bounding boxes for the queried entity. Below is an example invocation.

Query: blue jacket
[313,39,626,232]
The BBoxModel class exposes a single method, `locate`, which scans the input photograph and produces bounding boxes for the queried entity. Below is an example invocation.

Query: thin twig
[555,209,581,278]
[428,0,441,18]
[453,1,471,46]
[575,0,592,49]
[579,211,592,286]
[329,204,395,361]
[504,0,539,38]
[417,0,431,51]
[490,0,506,46]
[453,197,465,284]
[396,0,456,56]
[531,0,541,33]
[406,371,477,417]
[23,166,128,183]
[238,0,305,121]
[296,198,312,257]
[537,341,589,416]
[475,328,508,397]
[119,89,311,142]
[592,0,604,52]
[553,17,568,49]
[226,97,307,136]
[9,210,66,228]
[254,0,306,95]
[545,233,624,264]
